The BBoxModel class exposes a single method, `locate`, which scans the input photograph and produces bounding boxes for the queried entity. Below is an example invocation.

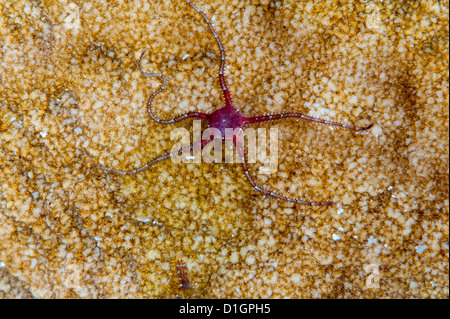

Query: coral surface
[0,0,448,298]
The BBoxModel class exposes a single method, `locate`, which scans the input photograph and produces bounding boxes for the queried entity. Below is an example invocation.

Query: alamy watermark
[364,263,380,289]
[170,120,279,174]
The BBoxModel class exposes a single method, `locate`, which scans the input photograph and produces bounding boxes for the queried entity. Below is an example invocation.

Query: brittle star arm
[91,138,212,175]
[138,50,209,124]
[244,112,373,131]
[185,0,233,107]
[235,131,334,206]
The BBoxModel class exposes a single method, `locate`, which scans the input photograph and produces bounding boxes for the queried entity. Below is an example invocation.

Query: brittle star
[91,0,373,206]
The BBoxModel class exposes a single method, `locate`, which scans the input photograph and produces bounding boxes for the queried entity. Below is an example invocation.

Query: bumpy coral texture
[0,0,448,298]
